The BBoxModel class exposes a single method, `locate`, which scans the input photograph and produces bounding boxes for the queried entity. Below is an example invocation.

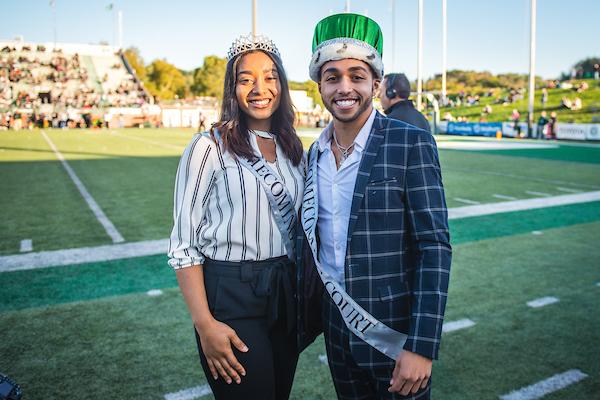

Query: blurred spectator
[576,81,588,93]
[561,97,573,109]
[571,97,583,110]
[541,88,548,108]
[511,109,521,137]
[537,111,549,139]
[548,112,558,139]
[595,63,600,80]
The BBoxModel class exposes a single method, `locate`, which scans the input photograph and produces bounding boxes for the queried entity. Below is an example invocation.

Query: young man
[379,73,431,132]
[298,14,452,399]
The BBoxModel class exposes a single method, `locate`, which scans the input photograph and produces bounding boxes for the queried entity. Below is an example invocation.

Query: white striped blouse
[168,132,305,269]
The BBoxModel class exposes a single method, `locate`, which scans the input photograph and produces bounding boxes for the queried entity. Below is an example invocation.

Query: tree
[565,57,600,79]
[192,55,227,98]
[123,46,146,80]
[145,59,187,100]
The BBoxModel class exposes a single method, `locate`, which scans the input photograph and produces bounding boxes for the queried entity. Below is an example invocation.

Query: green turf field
[1,128,599,399]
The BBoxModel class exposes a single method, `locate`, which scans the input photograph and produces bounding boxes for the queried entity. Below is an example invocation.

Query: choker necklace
[333,131,354,164]
[251,130,275,140]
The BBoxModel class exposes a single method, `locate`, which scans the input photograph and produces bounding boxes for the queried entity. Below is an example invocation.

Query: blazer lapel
[346,111,386,241]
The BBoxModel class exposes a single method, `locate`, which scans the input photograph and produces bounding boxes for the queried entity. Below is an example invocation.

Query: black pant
[322,293,430,400]
[195,257,298,400]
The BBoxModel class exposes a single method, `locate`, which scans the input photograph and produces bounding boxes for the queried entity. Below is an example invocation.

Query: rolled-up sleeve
[168,135,218,270]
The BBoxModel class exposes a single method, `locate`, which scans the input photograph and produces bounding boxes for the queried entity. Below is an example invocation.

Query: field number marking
[454,198,480,205]
[556,187,582,193]
[493,194,518,200]
[41,131,124,243]
[20,239,32,253]
[525,191,551,197]
[499,369,587,400]
[442,319,476,333]
[164,384,212,400]
[527,297,559,308]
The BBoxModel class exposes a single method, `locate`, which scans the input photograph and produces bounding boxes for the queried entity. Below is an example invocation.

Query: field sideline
[1,128,599,399]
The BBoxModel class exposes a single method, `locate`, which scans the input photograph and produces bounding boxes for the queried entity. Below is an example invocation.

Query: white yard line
[499,369,587,400]
[41,130,124,243]
[526,297,559,308]
[453,198,481,205]
[442,319,476,333]
[556,187,582,193]
[0,239,168,272]
[493,194,518,201]
[525,191,552,197]
[19,239,32,253]
[448,190,600,219]
[3,190,600,272]
[110,131,186,151]
[164,384,212,400]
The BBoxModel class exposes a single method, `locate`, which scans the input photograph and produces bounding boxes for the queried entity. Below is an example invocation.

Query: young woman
[168,35,304,399]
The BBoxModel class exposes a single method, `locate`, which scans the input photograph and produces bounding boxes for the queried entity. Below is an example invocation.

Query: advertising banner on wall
[556,123,600,141]
[446,122,503,137]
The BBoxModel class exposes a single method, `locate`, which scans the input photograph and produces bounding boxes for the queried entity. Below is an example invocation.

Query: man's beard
[325,95,373,123]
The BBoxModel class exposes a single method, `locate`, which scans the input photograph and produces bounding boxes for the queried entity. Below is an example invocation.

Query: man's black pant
[322,293,430,400]
[195,257,298,400]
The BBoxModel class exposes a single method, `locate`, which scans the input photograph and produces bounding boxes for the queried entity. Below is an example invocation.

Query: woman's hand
[197,319,249,384]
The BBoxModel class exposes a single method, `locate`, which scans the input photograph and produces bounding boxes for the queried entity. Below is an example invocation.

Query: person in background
[548,111,558,139]
[168,33,304,400]
[537,111,549,139]
[511,109,521,137]
[379,73,431,132]
[541,87,548,108]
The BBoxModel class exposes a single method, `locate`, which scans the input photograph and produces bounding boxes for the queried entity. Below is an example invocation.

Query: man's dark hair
[384,73,411,99]
[212,50,303,166]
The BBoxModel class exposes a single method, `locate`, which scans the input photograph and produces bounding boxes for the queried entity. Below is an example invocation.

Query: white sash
[301,143,408,361]
[205,131,297,261]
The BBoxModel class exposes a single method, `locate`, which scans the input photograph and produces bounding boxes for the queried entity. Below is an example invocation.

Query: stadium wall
[438,121,600,141]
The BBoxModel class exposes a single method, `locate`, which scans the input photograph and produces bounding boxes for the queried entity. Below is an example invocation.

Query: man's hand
[388,350,432,395]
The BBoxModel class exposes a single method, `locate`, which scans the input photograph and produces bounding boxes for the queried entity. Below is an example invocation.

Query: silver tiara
[226,34,281,61]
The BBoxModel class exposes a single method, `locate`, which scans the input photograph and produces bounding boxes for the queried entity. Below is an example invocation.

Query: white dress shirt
[317,108,376,285]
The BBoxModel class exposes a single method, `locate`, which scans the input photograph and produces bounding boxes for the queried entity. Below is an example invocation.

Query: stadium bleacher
[0,40,151,129]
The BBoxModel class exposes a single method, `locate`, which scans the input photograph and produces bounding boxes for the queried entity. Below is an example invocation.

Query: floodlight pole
[416,0,423,111]
[345,0,350,13]
[441,0,447,106]
[527,0,537,138]
[252,0,257,38]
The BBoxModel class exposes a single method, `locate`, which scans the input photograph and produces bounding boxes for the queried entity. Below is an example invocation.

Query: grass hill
[435,79,600,124]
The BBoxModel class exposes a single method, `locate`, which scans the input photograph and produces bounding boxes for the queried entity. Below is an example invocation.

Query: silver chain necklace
[333,131,354,165]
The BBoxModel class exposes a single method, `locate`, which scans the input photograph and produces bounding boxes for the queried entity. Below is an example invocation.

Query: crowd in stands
[0,44,149,129]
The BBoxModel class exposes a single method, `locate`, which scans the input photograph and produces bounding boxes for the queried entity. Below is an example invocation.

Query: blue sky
[2,0,599,82]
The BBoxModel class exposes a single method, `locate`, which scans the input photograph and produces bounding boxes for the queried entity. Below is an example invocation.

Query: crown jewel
[227,34,280,61]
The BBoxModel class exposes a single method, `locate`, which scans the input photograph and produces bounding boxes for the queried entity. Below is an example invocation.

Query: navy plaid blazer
[298,111,452,366]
